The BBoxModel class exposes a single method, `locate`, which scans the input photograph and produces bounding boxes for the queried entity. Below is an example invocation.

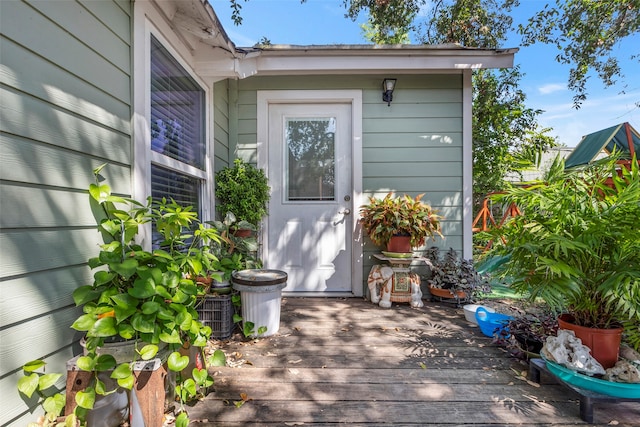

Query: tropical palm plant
[482,155,640,350]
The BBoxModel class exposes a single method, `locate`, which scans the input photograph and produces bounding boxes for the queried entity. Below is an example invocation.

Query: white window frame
[133,3,213,249]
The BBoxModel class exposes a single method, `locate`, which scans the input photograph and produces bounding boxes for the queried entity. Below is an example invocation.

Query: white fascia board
[251,53,514,75]
[195,47,516,79]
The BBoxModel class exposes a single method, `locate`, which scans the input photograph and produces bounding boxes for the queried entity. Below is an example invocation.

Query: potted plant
[495,309,559,360]
[483,155,640,368]
[69,165,216,425]
[214,159,271,231]
[359,192,442,253]
[425,247,492,302]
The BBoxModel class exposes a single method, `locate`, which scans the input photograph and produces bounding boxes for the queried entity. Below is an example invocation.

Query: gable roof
[564,122,640,169]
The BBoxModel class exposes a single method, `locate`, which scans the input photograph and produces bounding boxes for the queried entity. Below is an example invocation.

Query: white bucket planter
[232,269,288,338]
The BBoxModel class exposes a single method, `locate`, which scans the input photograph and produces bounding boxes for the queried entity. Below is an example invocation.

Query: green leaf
[175,412,189,427]
[191,368,208,384]
[176,310,193,331]
[138,344,159,360]
[118,323,136,339]
[162,270,181,289]
[114,305,137,323]
[110,363,132,380]
[167,352,189,372]
[75,387,96,409]
[38,373,62,391]
[131,312,156,333]
[94,379,107,395]
[141,301,161,314]
[181,378,197,398]
[154,285,172,300]
[89,183,110,203]
[89,316,118,337]
[111,258,139,279]
[129,277,156,299]
[110,293,138,309]
[209,349,227,367]
[93,271,116,286]
[17,373,39,398]
[76,356,96,372]
[73,286,102,306]
[70,314,96,332]
[22,360,46,372]
[95,354,117,371]
[42,393,65,416]
[159,328,182,344]
[117,374,135,390]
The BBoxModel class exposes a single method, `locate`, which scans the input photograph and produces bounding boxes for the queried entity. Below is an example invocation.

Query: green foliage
[18,360,81,426]
[482,156,640,349]
[425,247,492,300]
[343,0,424,38]
[472,67,558,200]
[206,211,262,280]
[359,193,442,249]
[215,159,270,228]
[418,0,516,48]
[69,165,219,423]
[519,0,640,107]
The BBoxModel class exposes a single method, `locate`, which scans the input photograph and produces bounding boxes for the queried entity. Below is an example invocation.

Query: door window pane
[286,117,336,201]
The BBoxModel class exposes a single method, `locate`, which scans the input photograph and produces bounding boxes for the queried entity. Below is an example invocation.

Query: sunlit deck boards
[189,298,640,426]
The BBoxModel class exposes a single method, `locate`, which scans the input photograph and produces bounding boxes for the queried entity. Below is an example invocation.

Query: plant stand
[65,356,169,426]
[231,269,288,337]
[368,254,425,308]
[528,358,640,423]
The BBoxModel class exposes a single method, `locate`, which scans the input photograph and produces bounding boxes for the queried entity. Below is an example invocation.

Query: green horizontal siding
[0,1,133,425]
[1,0,131,103]
[230,73,465,293]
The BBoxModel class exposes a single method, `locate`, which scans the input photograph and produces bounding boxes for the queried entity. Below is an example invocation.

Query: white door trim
[257,90,363,297]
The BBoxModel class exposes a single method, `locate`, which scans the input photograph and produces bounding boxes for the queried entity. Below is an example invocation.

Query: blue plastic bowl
[541,354,640,398]
[475,307,513,337]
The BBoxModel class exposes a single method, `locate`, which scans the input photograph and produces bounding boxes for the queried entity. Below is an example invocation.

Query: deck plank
[189,297,640,426]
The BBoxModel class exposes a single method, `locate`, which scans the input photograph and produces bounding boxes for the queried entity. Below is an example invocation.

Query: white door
[266,103,353,294]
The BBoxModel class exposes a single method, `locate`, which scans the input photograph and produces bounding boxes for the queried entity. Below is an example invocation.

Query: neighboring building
[505,146,574,183]
[0,1,516,423]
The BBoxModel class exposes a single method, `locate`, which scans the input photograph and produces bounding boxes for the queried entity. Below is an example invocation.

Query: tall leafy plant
[483,155,640,349]
[215,159,270,228]
[69,165,218,425]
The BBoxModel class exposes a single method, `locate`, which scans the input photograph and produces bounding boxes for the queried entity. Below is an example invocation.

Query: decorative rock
[604,360,640,383]
[542,329,606,376]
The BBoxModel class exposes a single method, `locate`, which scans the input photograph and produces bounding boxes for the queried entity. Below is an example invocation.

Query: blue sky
[211,0,639,147]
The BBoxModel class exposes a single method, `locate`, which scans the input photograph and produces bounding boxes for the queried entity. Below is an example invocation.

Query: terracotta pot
[232,228,253,238]
[386,235,411,253]
[557,314,623,369]
[428,285,467,300]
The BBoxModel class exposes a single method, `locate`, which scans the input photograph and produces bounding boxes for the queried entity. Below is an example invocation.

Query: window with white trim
[149,35,207,246]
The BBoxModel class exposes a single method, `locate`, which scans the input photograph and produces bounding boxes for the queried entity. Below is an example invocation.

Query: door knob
[340,208,351,215]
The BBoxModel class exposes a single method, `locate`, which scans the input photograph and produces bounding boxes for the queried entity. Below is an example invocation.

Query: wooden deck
[189,297,640,426]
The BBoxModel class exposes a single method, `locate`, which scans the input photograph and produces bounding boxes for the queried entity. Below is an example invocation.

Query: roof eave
[195,45,518,79]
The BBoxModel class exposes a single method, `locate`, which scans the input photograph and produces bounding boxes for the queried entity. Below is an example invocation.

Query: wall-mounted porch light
[382,78,397,106]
